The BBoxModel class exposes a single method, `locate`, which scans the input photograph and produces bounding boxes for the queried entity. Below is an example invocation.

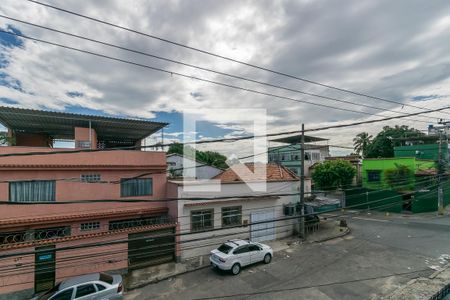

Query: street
[125,213,450,300]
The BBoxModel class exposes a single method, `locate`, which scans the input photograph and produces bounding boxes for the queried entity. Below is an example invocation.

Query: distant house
[345,157,450,214]
[268,134,330,176]
[167,163,311,263]
[324,155,362,185]
[166,153,223,179]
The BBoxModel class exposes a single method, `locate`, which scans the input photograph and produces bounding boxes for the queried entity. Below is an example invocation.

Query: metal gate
[128,228,175,269]
[250,210,275,242]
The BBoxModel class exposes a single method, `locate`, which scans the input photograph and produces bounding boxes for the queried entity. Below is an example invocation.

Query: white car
[210,239,273,275]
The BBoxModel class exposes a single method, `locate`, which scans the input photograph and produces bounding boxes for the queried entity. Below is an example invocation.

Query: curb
[313,227,351,243]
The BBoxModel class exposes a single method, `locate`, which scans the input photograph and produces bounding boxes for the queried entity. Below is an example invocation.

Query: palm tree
[353,132,372,158]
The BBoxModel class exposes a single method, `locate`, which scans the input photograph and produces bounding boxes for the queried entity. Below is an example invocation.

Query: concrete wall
[167,154,222,179]
[74,127,98,149]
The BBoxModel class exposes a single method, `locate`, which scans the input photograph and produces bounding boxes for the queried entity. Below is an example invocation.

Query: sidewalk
[124,219,348,291]
[386,263,450,300]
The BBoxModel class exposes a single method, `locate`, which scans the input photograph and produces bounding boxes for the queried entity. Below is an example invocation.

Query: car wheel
[231,263,241,275]
[263,253,272,264]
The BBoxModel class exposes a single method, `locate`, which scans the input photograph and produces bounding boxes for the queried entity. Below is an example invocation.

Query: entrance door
[402,194,412,212]
[250,210,275,242]
[128,228,175,269]
[35,245,56,293]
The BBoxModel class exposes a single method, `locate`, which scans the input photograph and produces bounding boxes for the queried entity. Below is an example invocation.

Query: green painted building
[394,143,448,161]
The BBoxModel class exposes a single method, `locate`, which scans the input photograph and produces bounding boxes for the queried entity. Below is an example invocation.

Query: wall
[74,127,98,149]
[362,157,416,190]
[394,143,447,161]
[167,154,222,179]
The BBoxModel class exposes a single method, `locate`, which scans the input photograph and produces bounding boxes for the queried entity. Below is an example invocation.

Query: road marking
[352,217,390,223]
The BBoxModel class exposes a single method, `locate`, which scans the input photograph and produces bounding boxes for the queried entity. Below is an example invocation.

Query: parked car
[32,273,123,300]
[210,239,273,275]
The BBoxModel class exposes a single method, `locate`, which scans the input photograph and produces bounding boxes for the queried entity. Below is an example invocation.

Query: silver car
[33,273,123,300]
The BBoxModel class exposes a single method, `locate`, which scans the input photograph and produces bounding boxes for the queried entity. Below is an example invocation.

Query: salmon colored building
[0,107,176,300]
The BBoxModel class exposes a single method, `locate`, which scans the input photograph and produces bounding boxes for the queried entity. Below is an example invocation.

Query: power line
[0,15,438,124]
[1,177,445,259]
[0,105,447,159]
[0,29,433,124]
[24,0,450,117]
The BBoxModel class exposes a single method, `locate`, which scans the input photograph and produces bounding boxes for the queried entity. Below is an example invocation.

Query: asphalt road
[125,213,450,300]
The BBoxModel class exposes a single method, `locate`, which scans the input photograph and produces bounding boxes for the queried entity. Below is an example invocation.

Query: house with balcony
[267,134,330,176]
[0,107,176,299]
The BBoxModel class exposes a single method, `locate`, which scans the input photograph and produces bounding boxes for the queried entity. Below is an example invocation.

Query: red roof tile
[213,163,298,183]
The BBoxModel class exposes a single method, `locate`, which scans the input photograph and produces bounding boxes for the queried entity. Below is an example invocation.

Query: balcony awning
[0,106,167,145]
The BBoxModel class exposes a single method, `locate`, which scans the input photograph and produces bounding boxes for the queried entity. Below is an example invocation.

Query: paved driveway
[125,214,450,300]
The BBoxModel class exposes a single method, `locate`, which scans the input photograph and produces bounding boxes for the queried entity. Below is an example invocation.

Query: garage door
[128,228,175,269]
[250,210,275,242]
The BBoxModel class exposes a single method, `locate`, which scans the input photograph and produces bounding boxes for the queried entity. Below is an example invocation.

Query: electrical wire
[0,29,434,124]
[23,0,450,117]
[0,15,439,124]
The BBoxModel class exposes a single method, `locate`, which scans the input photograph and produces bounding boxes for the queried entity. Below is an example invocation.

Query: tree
[167,143,228,169]
[353,132,372,157]
[311,160,356,190]
[384,164,414,191]
[0,133,14,146]
[366,125,424,158]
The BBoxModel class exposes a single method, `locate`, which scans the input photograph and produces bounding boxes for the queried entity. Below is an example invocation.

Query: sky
[1,0,450,159]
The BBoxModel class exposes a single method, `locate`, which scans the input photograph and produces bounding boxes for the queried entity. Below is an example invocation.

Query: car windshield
[99,273,113,284]
[217,243,233,254]
[38,283,61,300]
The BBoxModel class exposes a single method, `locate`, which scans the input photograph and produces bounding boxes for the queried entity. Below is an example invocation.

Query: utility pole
[438,130,444,215]
[299,123,305,239]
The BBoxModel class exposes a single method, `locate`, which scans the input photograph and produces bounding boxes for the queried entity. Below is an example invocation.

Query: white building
[167,163,311,262]
[166,153,223,179]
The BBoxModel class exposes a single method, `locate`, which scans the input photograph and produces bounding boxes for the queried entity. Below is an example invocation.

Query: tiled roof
[0,223,176,251]
[213,163,298,182]
[0,207,168,228]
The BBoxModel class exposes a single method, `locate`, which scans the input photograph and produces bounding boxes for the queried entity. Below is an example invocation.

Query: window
[305,152,310,160]
[95,284,106,291]
[34,226,71,240]
[9,180,55,202]
[120,178,152,197]
[75,284,96,298]
[191,209,214,232]
[50,288,73,300]
[108,215,169,231]
[233,245,250,255]
[311,153,321,161]
[76,140,91,149]
[167,161,176,166]
[222,206,242,227]
[80,222,100,231]
[367,170,381,182]
[249,244,261,251]
[80,174,101,183]
[99,273,114,284]
[217,243,233,254]
[291,153,299,161]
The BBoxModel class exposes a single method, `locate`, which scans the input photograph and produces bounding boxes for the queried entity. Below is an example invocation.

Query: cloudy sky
[1,0,450,158]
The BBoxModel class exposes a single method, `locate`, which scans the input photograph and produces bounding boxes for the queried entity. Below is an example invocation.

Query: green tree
[384,164,414,191]
[366,125,424,158]
[311,160,356,190]
[353,132,372,157]
[167,143,228,169]
[0,133,14,146]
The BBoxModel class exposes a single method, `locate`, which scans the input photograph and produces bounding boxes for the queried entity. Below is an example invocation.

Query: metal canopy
[0,106,167,144]
[271,134,328,144]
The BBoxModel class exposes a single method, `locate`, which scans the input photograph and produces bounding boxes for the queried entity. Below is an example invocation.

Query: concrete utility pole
[438,130,444,215]
[299,123,305,239]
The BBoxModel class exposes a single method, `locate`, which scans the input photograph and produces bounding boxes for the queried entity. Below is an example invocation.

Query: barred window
[109,215,169,231]
[34,226,71,240]
[222,206,242,227]
[80,222,100,231]
[120,178,152,197]
[9,180,56,202]
[81,174,101,183]
[191,209,214,232]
